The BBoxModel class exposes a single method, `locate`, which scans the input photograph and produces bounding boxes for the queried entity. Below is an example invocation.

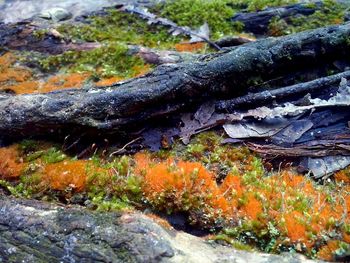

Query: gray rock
[0,196,321,263]
[39,7,72,22]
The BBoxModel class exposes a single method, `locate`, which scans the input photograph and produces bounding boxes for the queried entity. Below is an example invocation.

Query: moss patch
[268,0,345,36]
[1,133,350,261]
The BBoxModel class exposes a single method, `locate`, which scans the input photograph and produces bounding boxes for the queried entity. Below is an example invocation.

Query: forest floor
[1,0,350,262]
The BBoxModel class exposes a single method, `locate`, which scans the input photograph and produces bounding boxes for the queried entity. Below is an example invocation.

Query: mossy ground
[1,0,345,94]
[0,132,350,261]
[1,1,349,261]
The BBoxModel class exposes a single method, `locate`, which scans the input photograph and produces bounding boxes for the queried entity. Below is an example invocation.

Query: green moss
[85,155,143,212]
[240,0,298,11]
[57,10,181,48]
[41,147,66,164]
[35,9,184,78]
[32,29,49,40]
[154,0,236,40]
[18,140,39,154]
[219,220,283,253]
[0,172,43,198]
[268,0,345,36]
[214,234,254,251]
[39,43,146,78]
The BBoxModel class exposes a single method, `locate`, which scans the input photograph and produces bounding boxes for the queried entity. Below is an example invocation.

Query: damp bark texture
[1,23,350,138]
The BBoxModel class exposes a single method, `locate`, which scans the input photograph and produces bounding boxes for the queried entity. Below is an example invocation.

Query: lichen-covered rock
[0,197,174,262]
[0,196,320,263]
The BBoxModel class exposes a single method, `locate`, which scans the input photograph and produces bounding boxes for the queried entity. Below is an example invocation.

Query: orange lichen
[0,52,91,94]
[0,145,25,179]
[317,240,340,261]
[95,76,124,87]
[175,42,206,52]
[3,81,39,94]
[132,64,151,77]
[0,52,33,87]
[42,160,88,191]
[0,52,16,69]
[40,73,90,93]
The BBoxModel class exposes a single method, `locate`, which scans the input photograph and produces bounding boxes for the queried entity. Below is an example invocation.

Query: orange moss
[142,160,215,194]
[135,154,229,215]
[283,211,307,242]
[175,42,206,52]
[220,174,243,198]
[0,145,25,179]
[43,160,88,191]
[343,233,350,243]
[240,194,263,220]
[0,67,32,83]
[334,169,350,184]
[317,240,340,261]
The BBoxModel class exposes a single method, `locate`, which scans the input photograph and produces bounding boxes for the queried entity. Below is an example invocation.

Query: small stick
[109,137,142,157]
[120,5,222,51]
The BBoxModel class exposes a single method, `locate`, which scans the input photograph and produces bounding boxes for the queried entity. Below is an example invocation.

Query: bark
[1,23,350,139]
[216,70,350,111]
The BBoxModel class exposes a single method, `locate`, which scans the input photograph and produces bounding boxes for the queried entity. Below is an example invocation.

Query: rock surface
[0,0,156,24]
[0,196,320,263]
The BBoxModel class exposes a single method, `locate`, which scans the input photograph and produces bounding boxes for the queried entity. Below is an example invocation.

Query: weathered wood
[216,70,350,112]
[232,1,346,35]
[1,23,350,139]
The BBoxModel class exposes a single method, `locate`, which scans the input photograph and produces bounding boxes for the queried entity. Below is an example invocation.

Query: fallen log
[216,70,350,111]
[1,23,350,139]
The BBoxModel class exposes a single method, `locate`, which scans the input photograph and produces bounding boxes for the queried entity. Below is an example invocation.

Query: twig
[120,5,222,51]
[109,137,142,157]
